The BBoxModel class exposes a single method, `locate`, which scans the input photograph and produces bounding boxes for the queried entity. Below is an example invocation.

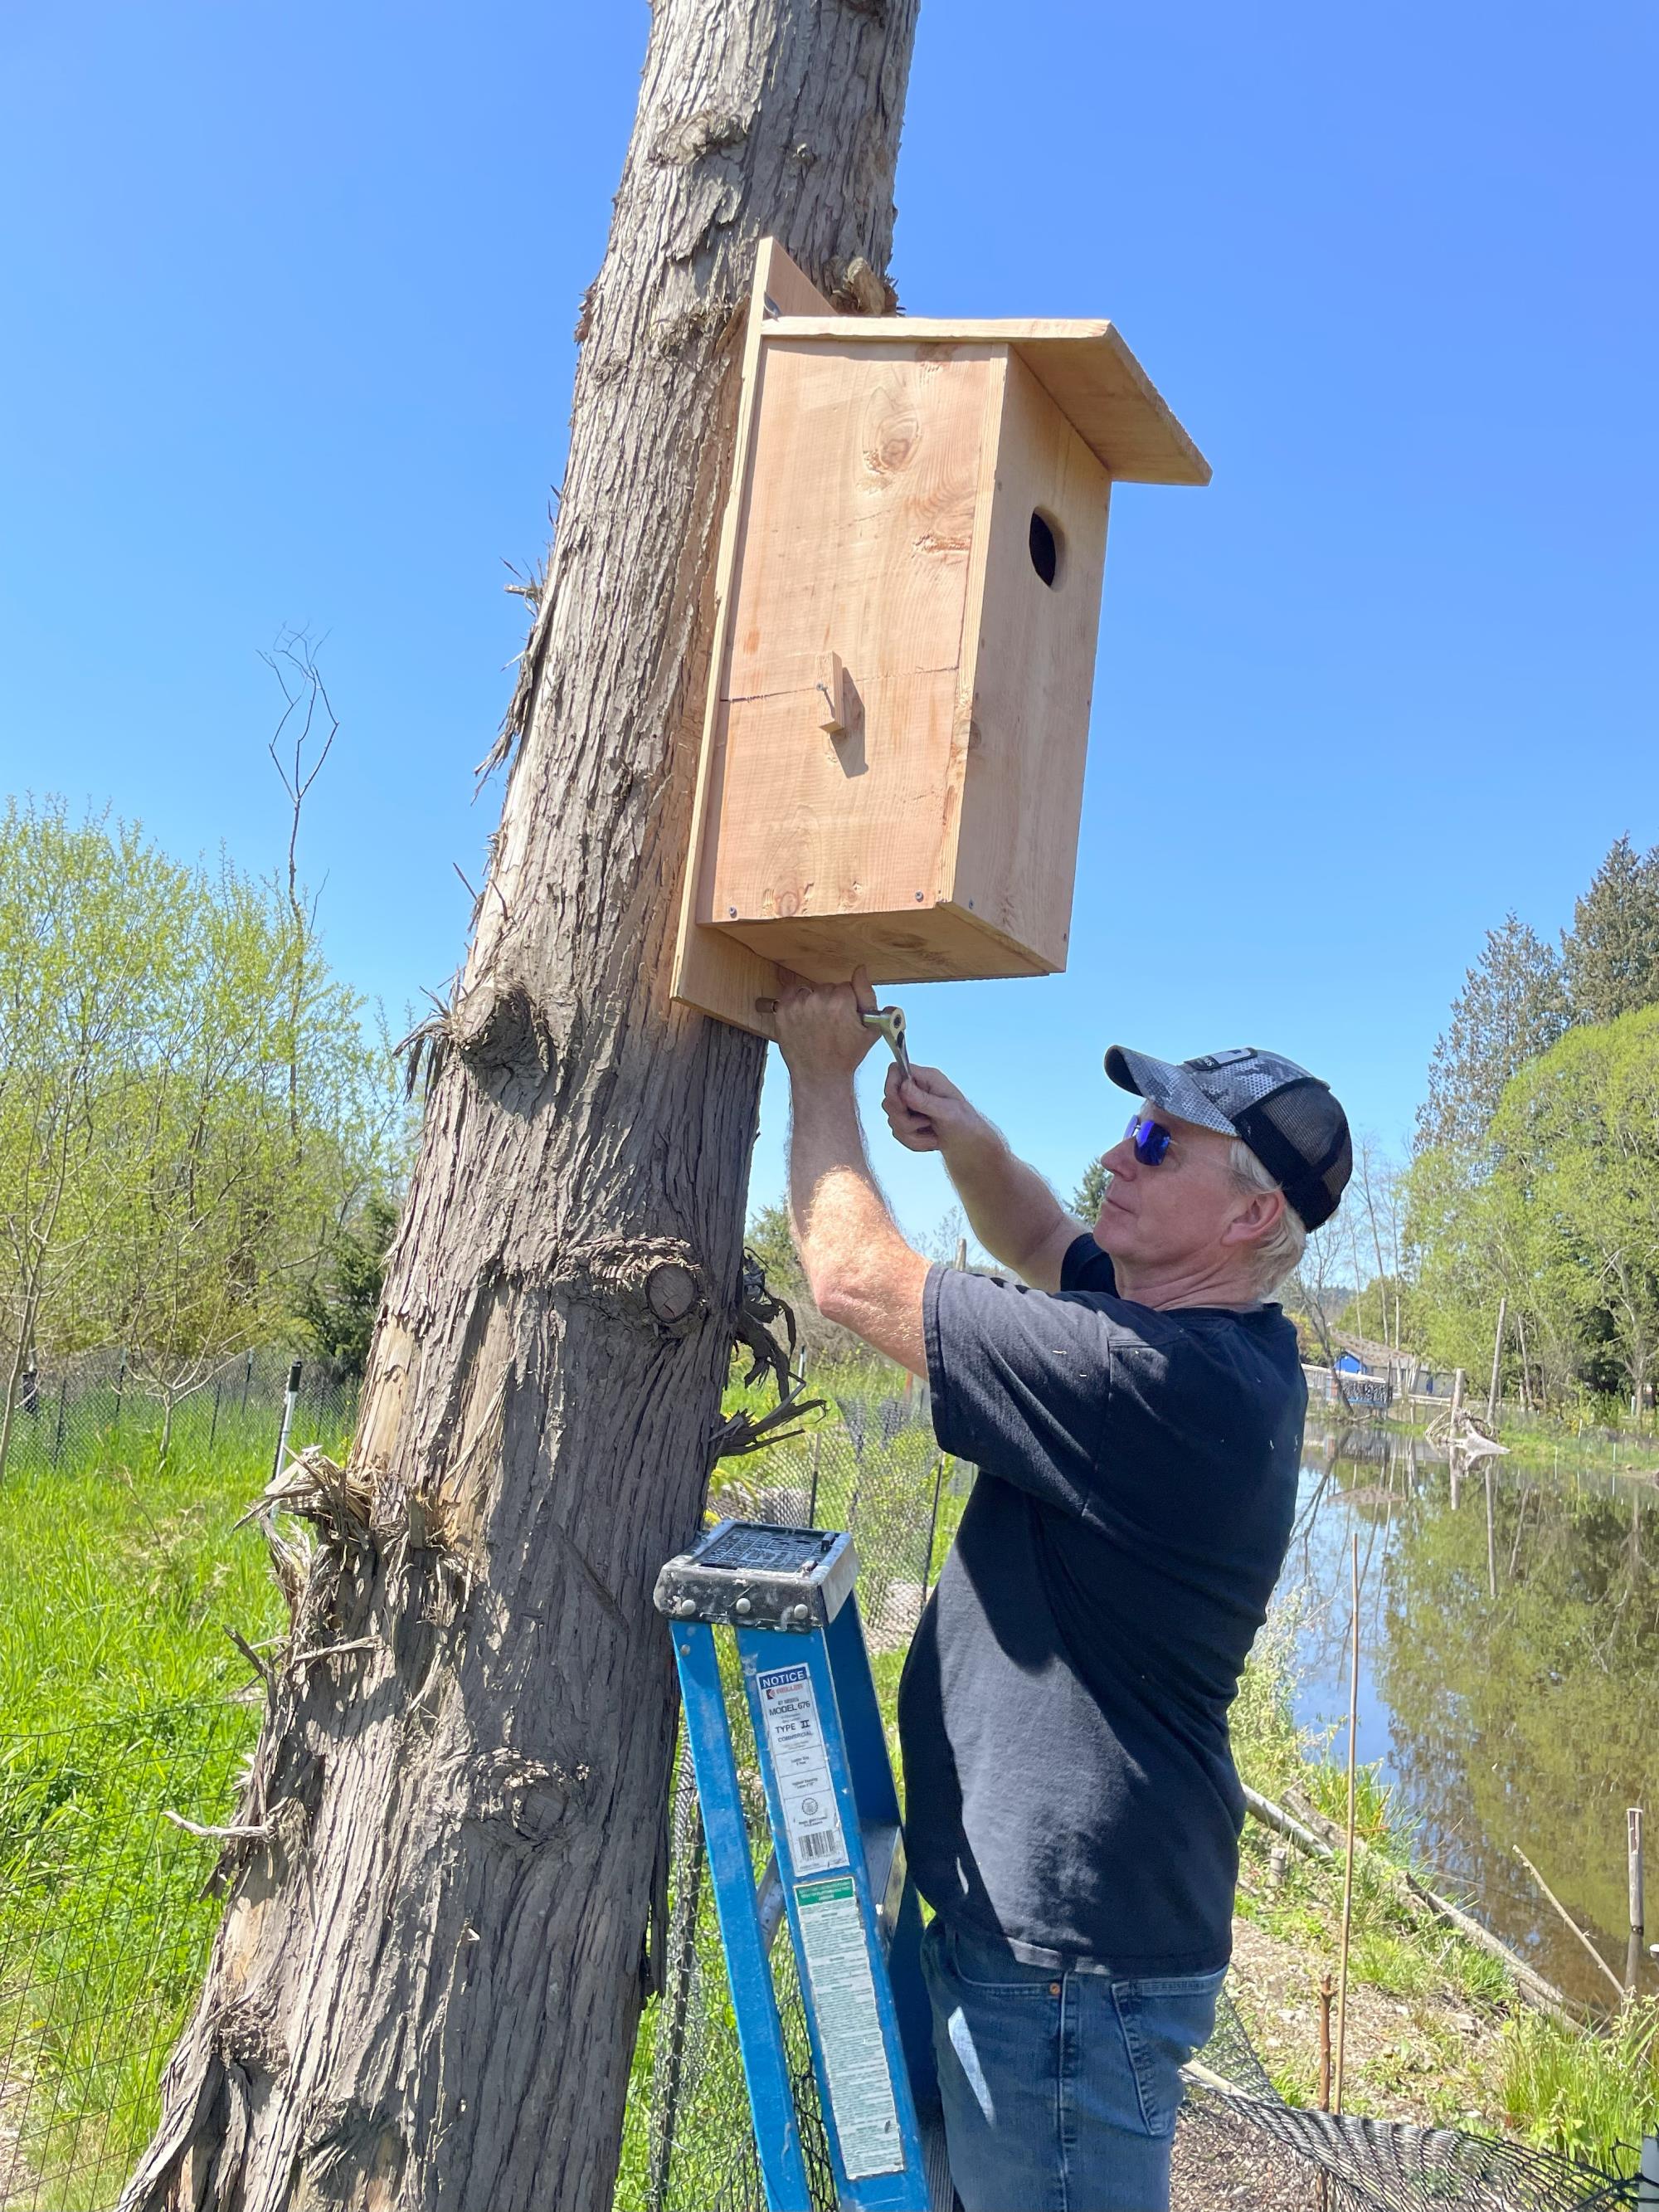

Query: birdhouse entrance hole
[1029,509,1061,587]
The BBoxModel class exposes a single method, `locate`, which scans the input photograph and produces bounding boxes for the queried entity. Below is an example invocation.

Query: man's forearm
[788,1077,929,1374]
[940,1120,1079,1286]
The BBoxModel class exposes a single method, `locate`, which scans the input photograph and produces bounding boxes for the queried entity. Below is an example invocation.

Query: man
[771,969,1351,2212]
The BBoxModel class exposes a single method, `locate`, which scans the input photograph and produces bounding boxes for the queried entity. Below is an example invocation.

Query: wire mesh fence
[0,1347,359,1484]
[0,1699,255,2212]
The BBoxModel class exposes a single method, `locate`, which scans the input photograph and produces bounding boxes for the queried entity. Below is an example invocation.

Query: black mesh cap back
[1231,1079,1352,1230]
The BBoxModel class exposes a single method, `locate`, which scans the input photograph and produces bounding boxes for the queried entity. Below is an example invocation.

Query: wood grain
[766,314,1209,484]
[946,348,1111,971]
[669,239,835,1039]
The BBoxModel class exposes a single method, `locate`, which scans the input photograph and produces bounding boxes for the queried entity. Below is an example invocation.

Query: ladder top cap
[654,1518,860,1630]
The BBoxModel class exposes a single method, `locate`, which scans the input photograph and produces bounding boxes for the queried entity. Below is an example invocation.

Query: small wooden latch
[816,652,854,739]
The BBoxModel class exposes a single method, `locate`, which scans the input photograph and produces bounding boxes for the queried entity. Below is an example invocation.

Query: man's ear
[1221,1186,1285,1250]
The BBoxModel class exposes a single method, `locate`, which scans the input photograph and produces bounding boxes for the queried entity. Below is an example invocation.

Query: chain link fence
[1,1347,359,1482]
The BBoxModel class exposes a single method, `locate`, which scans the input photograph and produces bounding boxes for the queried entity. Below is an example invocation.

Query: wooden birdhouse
[672,241,1209,1035]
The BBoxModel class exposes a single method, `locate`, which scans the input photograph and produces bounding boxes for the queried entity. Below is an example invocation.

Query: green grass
[1497,1999,1659,2170]
[0,1420,289,2208]
[1230,1591,1659,2166]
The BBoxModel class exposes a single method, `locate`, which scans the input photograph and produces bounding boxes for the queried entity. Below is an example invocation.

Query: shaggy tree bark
[122,6,920,2208]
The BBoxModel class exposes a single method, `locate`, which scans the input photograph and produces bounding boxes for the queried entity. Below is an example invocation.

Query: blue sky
[3,2,1654,1248]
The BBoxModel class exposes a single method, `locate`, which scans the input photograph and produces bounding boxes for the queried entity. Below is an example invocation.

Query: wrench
[860,1002,912,1086]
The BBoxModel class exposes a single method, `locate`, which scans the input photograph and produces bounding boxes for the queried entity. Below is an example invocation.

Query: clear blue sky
[3,2,1655,1246]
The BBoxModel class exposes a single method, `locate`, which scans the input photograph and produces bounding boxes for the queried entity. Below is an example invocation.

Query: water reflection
[1287,1421,1657,2010]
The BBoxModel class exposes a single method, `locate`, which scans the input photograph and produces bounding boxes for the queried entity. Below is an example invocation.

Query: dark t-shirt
[897,1235,1305,1974]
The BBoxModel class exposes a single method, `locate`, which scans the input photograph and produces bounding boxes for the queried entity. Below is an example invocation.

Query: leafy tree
[1560,834,1659,1026]
[1416,914,1570,1153]
[1073,1155,1109,1222]
[0,802,193,1473]
[0,801,398,1468]
[1490,1006,1659,1417]
[297,1191,401,1378]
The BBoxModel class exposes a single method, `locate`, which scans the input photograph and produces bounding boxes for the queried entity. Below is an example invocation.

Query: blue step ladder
[654,1520,951,2212]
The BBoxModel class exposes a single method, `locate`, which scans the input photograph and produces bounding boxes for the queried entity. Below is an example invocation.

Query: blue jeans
[921,1917,1224,2212]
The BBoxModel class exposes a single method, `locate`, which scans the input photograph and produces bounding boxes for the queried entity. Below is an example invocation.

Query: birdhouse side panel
[722,340,995,706]
[946,353,1111,973]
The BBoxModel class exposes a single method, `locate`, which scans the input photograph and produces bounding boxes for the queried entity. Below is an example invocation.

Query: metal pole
[1629,1808,1646,1998]
[241,1349,254,1412]
[52,1375,67,1467]
[921,1456,945,1605]
[208,1382,222,1450]
[271,1359,302,1480]
[1333,1534,1360,2113]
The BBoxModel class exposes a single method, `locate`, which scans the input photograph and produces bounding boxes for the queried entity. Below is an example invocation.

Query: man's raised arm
[881,1063,1085,1294]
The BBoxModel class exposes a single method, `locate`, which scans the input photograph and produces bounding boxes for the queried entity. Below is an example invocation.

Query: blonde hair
[1227,1138,1306,1295]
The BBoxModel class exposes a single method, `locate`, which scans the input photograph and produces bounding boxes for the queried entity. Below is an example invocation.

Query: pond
[1287,1420,1657,2010]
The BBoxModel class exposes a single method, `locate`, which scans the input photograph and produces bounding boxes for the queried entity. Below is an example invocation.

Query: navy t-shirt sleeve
[924,1263,1117,1523]
[1060,1234,1117,1295]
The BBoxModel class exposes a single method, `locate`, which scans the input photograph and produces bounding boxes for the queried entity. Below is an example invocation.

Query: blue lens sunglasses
[1126,1113,1175,1166]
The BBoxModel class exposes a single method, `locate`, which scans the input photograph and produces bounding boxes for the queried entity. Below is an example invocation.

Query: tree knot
[449,973,557,1082]
[650,107,750,168]
[557,1237,708,1337]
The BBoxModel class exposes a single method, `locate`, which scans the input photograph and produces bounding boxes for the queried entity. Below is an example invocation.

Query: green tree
[298,1191,401,1379]
[1561,834,1659,1026]
[0,801,397,1469]
[1416,913,1570,1153]
[1490,1007,1659,1416]
[1073,1155,1108,1221]
[0,801,194,1473]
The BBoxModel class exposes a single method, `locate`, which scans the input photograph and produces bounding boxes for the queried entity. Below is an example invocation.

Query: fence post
[921,1456,945,1605]
[271,1359,302,1480]
[208,1382,223,1450]
[52,1375,67,1468]
[1629,1808,1646,1998]
[1486,1296,1507,1423]
[108,1349,128,1469]
[241,1350,254,1412]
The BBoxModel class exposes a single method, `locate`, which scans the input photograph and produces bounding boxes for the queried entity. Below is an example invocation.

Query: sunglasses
[1125,1113,1175,1166]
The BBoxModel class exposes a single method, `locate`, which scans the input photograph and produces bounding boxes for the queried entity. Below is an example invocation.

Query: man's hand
[771,966,881,1084]
[882,1061,992,1157]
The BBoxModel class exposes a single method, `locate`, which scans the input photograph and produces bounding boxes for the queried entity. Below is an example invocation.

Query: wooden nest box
[673,241,1209,1036]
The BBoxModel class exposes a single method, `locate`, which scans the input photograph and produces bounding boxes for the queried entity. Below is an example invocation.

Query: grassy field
[0,1415,291,2208]
[3,1390,1655,2205]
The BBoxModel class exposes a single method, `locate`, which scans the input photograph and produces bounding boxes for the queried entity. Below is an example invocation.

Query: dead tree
[121,4,920,2207]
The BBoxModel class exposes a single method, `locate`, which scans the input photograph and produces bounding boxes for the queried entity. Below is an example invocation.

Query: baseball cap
[1104,1044,1352,1230]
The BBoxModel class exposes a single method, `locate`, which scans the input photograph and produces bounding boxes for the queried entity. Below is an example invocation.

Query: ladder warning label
[795,1875,905,2180]
[753,1663,849,1873]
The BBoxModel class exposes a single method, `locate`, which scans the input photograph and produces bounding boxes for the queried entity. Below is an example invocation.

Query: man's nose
[1101,1138,1136,1175]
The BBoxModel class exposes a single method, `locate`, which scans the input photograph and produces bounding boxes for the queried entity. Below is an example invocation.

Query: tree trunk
[121,7,920,2208]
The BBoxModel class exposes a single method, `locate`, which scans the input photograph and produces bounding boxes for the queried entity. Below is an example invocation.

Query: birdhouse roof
[763,315,1210,487]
